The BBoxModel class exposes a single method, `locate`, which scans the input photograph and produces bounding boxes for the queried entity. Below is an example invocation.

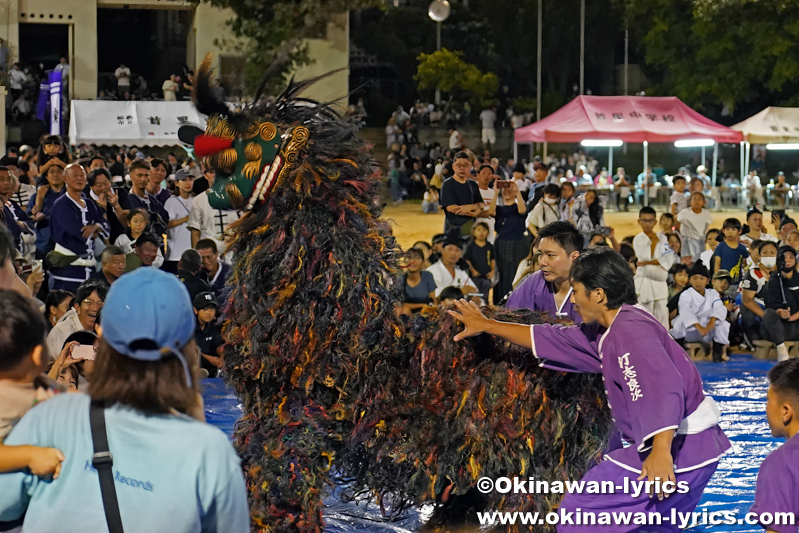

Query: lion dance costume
[182,57,612,532]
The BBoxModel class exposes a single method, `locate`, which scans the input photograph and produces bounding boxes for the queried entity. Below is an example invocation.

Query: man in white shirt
[54,57,70,82]
[742,169,764,209]
[475,164,496,243]
[479,107,497,148]
[11,94,31,118]
[115,63,131,98]
[187,190,241,261]
[8,63,27,100]
[425,234,479,300]
[448,129,462,151]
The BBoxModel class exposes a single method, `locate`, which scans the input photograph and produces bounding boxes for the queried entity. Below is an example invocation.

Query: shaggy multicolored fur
[194,64,612,532]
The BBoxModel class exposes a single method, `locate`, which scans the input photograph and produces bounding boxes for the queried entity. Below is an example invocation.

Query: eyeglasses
[81,299,104,309]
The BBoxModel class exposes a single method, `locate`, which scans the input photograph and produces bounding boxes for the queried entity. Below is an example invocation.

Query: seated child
[670,261,729,362]
[0,291,65,507]
[667,263,690,325]
[194,292,224,379]
[698,229,721,271]
[711,270,735,360]
[438,286,464,307]
[749,359,799,531]
[422,186,440,214]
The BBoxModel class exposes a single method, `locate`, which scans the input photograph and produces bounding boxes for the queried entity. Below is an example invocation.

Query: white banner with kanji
[68,101,208,147]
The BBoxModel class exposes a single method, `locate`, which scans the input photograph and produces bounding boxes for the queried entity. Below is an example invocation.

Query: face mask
[544,197,557,204]
[761,257,776,269]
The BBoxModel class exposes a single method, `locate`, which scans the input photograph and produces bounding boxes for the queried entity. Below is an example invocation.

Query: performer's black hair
[538,220,584,254]
[769,359,799,403]
[570,247,637,309]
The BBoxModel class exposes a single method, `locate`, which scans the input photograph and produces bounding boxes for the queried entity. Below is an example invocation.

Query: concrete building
[0,0,348,103]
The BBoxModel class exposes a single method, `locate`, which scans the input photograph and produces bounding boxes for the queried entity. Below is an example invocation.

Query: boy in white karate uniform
[633,206,677,327]
[670,261,729,362]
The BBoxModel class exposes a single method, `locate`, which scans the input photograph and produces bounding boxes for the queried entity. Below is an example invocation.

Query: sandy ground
[383,201,771,250]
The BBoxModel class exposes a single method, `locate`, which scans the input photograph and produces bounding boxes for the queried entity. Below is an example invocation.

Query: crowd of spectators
[398,146,799,366]
[1,56,230,131]
[100,64,227,102]
[0,134,241,388]
[384,98,539,144]
[0,128,252,528]
[0,131,798,530]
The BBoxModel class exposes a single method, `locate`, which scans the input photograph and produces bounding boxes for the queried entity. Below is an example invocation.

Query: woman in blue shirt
[400,248,436,314]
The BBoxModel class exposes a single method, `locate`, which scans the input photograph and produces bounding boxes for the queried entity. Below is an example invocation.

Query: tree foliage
[623,0,799,112]
[189,0,382,95]
[350,5,499,89]
[351,0,622,118]
[415,48,499,104]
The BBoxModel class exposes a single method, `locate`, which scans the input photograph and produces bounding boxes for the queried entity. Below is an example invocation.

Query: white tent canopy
[731,106,799,144]
[69,101,207,147]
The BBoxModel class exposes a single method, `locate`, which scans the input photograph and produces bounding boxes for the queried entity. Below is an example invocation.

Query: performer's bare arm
[448,299,531,348]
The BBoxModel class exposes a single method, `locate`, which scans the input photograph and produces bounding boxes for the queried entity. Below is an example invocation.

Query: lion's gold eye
[245,143,263,161]
[208,148,237,173]
[259,122,277,142]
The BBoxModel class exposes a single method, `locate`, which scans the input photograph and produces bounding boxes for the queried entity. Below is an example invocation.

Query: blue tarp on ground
[202,353,780,532]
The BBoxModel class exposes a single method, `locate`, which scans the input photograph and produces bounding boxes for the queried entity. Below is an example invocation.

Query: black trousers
[740,306,764,342]
[762,308,799,344]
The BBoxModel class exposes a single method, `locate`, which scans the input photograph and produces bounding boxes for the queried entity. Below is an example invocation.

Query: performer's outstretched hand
[449,299,491,341]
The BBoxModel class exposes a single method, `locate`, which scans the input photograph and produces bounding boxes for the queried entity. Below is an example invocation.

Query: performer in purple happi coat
[750,359,799,533]
[505,221,583,323]
[450,246,731,532]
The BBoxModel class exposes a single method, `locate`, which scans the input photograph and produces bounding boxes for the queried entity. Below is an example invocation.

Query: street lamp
[674,139,715,148]
[766,143,799,150]
[428,0,451,105]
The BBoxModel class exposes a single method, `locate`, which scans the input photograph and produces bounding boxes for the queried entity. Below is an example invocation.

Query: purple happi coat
[750,433,799,533]
[530,303,731,473]
[506,270,583,323]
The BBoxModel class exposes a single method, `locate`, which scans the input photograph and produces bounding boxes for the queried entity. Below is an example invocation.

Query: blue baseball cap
[101,268,195,385]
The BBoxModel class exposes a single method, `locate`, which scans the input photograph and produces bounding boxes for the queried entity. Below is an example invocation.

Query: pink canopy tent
[513,96,743,205]
[514,95,743,144]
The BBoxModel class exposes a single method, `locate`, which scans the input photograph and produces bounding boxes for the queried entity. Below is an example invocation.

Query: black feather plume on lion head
[182,54,370,212]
